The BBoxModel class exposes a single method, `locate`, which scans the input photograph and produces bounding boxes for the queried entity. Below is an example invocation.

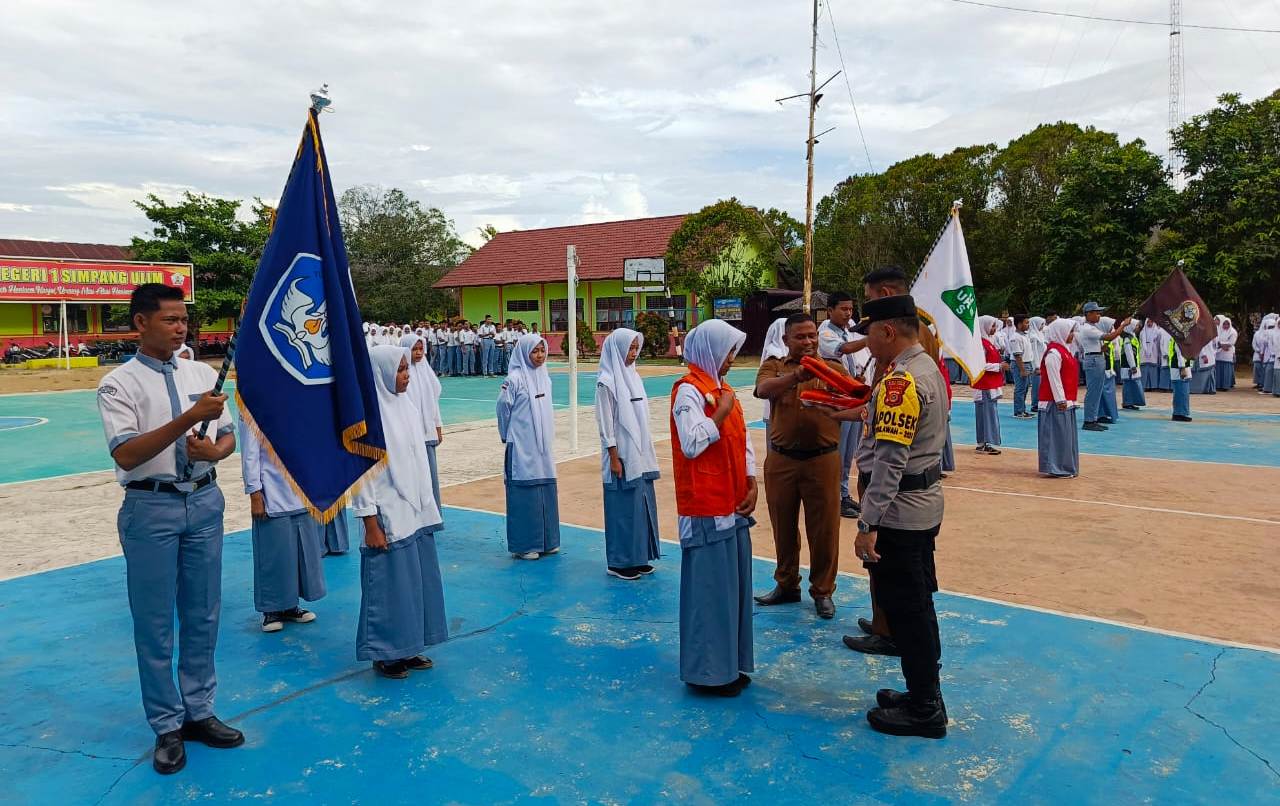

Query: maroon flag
[1136,267,1216,359]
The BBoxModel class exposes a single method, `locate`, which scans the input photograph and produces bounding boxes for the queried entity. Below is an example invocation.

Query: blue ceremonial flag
[235,109,385,521]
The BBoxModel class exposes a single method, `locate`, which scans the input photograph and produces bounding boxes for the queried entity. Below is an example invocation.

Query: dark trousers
[764,449,841,598]
[866,523,942,698]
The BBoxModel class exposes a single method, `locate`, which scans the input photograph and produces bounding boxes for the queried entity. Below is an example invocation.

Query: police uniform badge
[873,370,920,446]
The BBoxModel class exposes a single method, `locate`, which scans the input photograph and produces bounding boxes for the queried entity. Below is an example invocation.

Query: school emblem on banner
[259,252,333,385]
[1162,299,1201,339]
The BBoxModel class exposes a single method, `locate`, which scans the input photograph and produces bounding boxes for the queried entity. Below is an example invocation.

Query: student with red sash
[669,319,758,697]
[972,316,1006,455]
[1037,318,1080,478]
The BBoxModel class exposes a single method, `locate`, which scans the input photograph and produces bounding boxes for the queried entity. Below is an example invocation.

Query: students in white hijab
[400,333,445,506]
[1027,316,1047,395]
[760,317,788,446]
[670,319,756,697]
[1252,315,1271,389]
[1262,314,1280,395]
[1037,318,1080,478]
[1139,319,1162,391]
[1214,317,1237,390]
[351,344,448,679]
[1118,320,1146,410]
[1096,316,1121,422]
[594,328,661,580]
[497,333,560,560]
[972,315,1005,454]
[1191,317,1219,395]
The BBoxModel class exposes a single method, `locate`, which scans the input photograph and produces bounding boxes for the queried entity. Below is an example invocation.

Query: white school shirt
[817,319,860,378]
[479,323,497,338]
[1214,329,1236,362]
[446,329,459,347]
[97,353,235,485]
[1075,322,1104,354]
[240,420,305,515]
[1007,331,1030,364]
[1140,326,1160,364]
[671,382,757,538]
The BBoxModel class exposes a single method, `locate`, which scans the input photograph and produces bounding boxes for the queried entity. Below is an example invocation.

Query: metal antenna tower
[1168,0,1185,188]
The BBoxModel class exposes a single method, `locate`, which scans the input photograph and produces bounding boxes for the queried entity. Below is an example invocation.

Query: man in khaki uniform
[822,294,949,739]
[752,313,851,620]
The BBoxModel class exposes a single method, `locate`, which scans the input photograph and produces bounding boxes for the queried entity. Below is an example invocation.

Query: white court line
[944,484,1280,526]
[0,416,49,432]
[0,468,115,488]
[442,502,1280,656]
[925,442,1280,472]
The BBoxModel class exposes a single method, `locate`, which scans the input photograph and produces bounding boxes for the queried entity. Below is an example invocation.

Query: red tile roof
[435,214,687,288]
[0,239,133,261]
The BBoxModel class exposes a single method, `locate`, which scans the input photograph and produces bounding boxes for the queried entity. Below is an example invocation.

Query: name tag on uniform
[535,393,546,399]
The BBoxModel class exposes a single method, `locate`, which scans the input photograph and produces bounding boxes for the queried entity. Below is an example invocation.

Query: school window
[594,296,633,331]
[41,304,90,334]
[102,305,134,333]
[506,299,538,313]
[548,298,584,331]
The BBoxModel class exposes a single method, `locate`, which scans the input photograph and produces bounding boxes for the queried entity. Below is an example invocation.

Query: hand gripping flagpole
[183,86,332,479]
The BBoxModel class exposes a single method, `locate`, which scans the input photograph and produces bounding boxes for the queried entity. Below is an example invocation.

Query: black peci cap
[851,294,917,335]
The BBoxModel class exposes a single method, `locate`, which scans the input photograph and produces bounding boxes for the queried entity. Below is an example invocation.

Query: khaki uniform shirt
[755,355,848,451]
[859,343,947,530]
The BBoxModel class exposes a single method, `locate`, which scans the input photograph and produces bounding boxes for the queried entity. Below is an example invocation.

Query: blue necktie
[161,362,189,479]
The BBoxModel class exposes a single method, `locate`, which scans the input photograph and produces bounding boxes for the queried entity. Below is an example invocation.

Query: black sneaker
[280,607,315,623]
[1172,414,1193,422]
[840,497,861,519]
[607,566,641,580]
[635,565,656,575]
[261,613,283,633]
[1082,422,1108,432]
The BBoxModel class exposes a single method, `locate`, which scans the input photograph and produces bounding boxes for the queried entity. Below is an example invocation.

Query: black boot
[180,716,245,748]
[753,586,801,606]
[842,633,900,656]
[152,730,186,774]
[867,695,947,739]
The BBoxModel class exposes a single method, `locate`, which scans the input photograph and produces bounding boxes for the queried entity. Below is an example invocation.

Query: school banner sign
[0,257,194,303]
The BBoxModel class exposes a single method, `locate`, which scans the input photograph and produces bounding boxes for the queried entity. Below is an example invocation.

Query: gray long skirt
[505,479,562,554]
[603,472,660,568]
[1215,360,1235,390]
[425,440,442,512]
[974,396,1001,446]
[356,526,448,662]
[1122,377,1146,408]
[941,415,955,472]
[323,511,350,555]
[1100,375,1119,420]
[1192,366,1217,394]
[680,518,754,687]
[1140,363,1160,390]
[1273,364,1280,397]
[1263,361,1276,394]
[1253,360,1265,387]
[1037,406,1079,478]
[251,511,327,613]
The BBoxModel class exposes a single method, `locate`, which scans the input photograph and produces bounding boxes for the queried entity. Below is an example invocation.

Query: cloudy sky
[3,0,1279,248]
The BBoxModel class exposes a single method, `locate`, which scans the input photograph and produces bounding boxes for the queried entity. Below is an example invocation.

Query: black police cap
[851,294,917,335]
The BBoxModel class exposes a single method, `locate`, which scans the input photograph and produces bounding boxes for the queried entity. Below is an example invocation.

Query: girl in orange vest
[669,319,757,697]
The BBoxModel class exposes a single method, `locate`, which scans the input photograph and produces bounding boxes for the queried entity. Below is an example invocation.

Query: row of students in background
[364,317,541,378]
[1251,313,1280,395]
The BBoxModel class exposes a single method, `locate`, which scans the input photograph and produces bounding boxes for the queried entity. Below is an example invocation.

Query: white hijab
[1046,318,1076,346]
[1028,316,1047,344]
[597,328,658,480]
[399,333,443,440]
[506,333,554,455]
[978,315,1000,341]
[369,344,432,514]
[684,319,746,380]
[762,317,788,361]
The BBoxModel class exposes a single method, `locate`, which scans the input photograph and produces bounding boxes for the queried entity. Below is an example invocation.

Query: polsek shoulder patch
[873,370,920,446]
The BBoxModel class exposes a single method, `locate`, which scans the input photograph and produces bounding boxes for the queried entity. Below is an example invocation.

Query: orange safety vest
[669,368,748,517]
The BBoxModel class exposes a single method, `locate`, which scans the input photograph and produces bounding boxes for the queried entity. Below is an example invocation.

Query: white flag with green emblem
[910,209,985,383]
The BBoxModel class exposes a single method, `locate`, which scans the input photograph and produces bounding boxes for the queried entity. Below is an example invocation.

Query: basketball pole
[567,244,579,452]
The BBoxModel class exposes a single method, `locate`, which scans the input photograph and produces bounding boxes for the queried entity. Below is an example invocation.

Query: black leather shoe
[857,617,875,635]
[403,655,433,671]
[374,660,409,679]
[842,633,901,656]
[180,716,244,748]
[814,596,835,619]
[1082,422,1108,432]
[1172,415,1193,422]
[153,730,186,775]
[840,497,861,519]
[686,680,743,698]
[754,586,801,606]
[867,699,948,739]
[1097,416,1115,424]
[876,688,909,709]
[1122,404,1139,410]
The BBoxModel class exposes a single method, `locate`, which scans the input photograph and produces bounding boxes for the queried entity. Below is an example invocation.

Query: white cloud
[1,0,1278,246]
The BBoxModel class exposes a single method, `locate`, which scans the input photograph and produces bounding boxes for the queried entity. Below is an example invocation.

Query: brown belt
[769,443,838,460]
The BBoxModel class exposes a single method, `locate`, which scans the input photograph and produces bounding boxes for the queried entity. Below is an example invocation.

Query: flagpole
[567,245,579,452]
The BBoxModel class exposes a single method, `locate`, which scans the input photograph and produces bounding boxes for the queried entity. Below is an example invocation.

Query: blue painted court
[1,507,1276,804]
[0,368,758,485]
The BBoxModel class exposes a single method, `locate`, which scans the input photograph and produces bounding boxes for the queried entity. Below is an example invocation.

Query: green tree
[1170,91,1280,314]
[1033,136,1174,312]
[633,311,671,358]
[338,185,471,322]
[129,192,273,342]
[665,198,777,301]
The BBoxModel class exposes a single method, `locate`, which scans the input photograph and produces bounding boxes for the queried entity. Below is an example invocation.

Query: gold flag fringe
[236,389,387,525]
[916,306,984,386]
